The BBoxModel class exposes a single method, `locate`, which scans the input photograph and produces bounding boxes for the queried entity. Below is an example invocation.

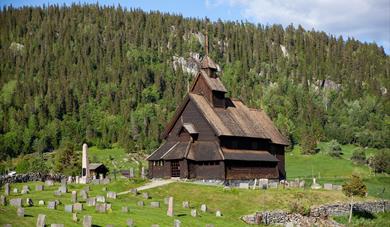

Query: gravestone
[51,224,64,227]
[259,179,268,189]
[253,179,258,189]
[83,215,92,227]
[59,185,67,193]
[13,188,18,194]
[174,219,181,227]
[311,178,322,190]
[75,176,80,184]
[45,180,54,186]
[72,213,78,222]
[126,219,134,227]
[96,195,106,203]
[167,197,174,217]
[269,182,278,189]
[68,176,73,184]
[122,206,129,213]
[54,200,61,206]
[142,192,149,199]
[216,210,222,217]
[74,203,83,212]
[205,224,214,227]
[71,191,77,203]
[92,179,100,185]
[61,178,67,185]
[182,201,189,208]
[324,183,333,190]
[17,207,24,217]
[0,195,6,206]
[137,201,144,206]
[150,202,160,208]
[3,224,12,227]
[64,204,73,213]
[86,197,96,206]
[141,167,146,179]
[107,191,117,199]
[26,198,33,206]
[35,185,44,191]
[130,188,138,195]
[80,190,88,200]
[10,198,22,207]
[38,200,45,205]
[54,190,62,196]
[47,201,57,209]
[129,168,134,178]
[21,185,29,194]
[106,203,112,210]
[239,183,249,189]
[164,197,169,205]
[191,209,197,217]
[4,183,10,195]
[200,204,207,212]
[299,180,306,188]
[96,203,107,213]
[84,186,90,192]
[36,214,46,227]
[333,185,342,191]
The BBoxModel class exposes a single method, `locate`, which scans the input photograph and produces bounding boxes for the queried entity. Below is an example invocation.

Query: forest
[0,4,389,161]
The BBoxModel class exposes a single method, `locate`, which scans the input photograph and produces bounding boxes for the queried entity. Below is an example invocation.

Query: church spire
[201,18,218,77]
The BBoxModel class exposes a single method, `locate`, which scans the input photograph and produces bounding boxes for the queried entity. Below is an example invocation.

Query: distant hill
[0,4,389,159]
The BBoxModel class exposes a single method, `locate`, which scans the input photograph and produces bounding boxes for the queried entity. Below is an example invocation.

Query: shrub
[368,149,390,174]
[289,200,310,215]
[326,139,342,157]
[351,148,367,165]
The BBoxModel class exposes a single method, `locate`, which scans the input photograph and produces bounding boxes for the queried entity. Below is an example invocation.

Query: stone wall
[0,173,65,186]
[242,200,389,225]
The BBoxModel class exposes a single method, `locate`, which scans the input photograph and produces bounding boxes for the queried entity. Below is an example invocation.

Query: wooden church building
[147,55,289,181]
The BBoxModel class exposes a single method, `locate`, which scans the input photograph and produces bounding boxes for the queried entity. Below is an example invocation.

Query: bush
[351,148,367,165]
[289,200,310,215]
[326,139,342,157]
[368,149,390,174]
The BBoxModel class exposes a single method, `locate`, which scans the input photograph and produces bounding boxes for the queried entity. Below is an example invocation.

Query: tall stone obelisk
[81,143,90,184]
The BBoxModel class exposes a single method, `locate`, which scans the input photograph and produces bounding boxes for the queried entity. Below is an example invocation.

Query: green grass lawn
[0,180,376,227]
[333,211,390,226]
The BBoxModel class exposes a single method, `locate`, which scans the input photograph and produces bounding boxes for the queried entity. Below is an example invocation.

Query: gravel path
[118,179,176,195]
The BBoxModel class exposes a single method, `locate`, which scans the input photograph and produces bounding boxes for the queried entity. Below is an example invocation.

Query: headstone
[47,201,57,209]
[96,203,107,213]
[86,197,96,206]
[259,179,268,189]
[182,201,189,208]
[61,178,67,185]
[21,185,29,194]
[3,224,12,227]
[84,185,90,192]
[269,182,278,189]
[311,178,322,190]
[38,200,45,205]
[253,179,258,189]
[71,191,77,203]
[333,185,342,191]
[142,192,149,199]
[126,219,134,227]
[299,180,305,188]
[45,180,54,186]
[75,176,80,184]
[200,204,207,212]
[174,219,181,227]
[68,176,73,184]
[83,215,92,227]
[164,197,169,204]
[129,168,134,178]
[80,190,88,200]
[59,185,67,193]
[167,197,174,217]
[239,183,249,189]
[205,224,214,227]
[10,198,22,207]
[36,214,46,227]
[54,190,62,196]
[51,224,64,227]
[35,185,44,191]
[137,201,144,206]
[96,195,106,203]
[0,195,6,206]
[131,188,138,195]
[324,183,333,190]
[122,206,129,212]
[64,204,73,213]
[216,210,222,217]
[91,179,100,185]
[191,209,197,217]
[74,203,83,212]
[26,198,33,206]
[72,213,78,222]
[4,183,10,195]
[106,203,112,210]
[150,201,160,208]
[17,207,24,217]
[54,200,61,206]
[13,188,18,194]
[141,167,145,179]
[107,191,117,199]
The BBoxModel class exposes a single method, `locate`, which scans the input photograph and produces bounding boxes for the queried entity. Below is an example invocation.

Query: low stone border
[0,173,65,186]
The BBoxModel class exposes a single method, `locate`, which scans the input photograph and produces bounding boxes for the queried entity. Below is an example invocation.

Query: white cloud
[207,0,390,52]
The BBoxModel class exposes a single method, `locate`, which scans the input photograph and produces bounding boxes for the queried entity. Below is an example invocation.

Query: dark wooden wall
[270,144,286,180]
[191,74,213,105]
[188,160,225,179]
[225,161,279,180]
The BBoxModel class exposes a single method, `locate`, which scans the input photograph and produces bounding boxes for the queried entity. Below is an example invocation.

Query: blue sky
[2,0,389,53]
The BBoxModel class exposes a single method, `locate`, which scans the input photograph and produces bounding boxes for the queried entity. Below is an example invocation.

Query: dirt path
[117,179,176,195]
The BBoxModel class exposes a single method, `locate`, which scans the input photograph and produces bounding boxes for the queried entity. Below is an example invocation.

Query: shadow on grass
[353,210,376,220]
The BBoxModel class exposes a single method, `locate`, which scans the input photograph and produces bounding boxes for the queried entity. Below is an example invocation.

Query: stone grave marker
[167,197,174,217]
[83,215,92,227]
[191,209,197,217]
[239,183,249,189]
[142,192,149,199]
[61,178,67,185]
[174,219,181,227]
[80,190,88,200]
[129,168,134,178]
[51,224,64,227]
[106,203,112,210]
[141,167,146,179]
[137,201,144,206]
[54,190,62,196]
[38,200,45,205]
[92,179,100,185]
[216,210,222,217]
[122,206,129,213]
[10,198,22,207]
[54,200,61,206]
[0,195,6,206]
[96,195,106,203]
[17,207,24,217]
[72,213,78,222]
[86,197,96,206]
[26,198,33,206]
[74,203,83,212]
[67,176,73,184]
[107,191,117,199]
[253,179,258,190]
[4,183,10,195]
[259,179,268,189]
[59,185,67,193]
[126,219,134,227]
[269,182,278,189]
[182,201,189,208]
[311,178,322,190]
[21,185,29,194]
[71,191,77,203]
[13,188,18,194]
[96,203,107,213]
[3,224,11,227]
[164,197,169,205]
[36,214,46,227]
[130,188,138,195]
[201,204,207,212]
[45,180,54,186]
[324,183,333,190]
[47,201,57,210]
[299,180,305,188]
[75,176,80,184]
[64,204,73,213]
[35,185,44,191]
[205,224,214,227]
[150,201,160,208]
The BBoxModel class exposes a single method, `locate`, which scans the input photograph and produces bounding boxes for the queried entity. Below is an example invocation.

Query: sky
[1,0,389,53]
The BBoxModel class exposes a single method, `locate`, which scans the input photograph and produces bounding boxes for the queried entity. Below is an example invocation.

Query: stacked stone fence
[0,173,65,187]
[242,200,389,225]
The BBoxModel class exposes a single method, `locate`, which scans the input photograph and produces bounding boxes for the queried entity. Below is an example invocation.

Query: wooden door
[171,161,180,177]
